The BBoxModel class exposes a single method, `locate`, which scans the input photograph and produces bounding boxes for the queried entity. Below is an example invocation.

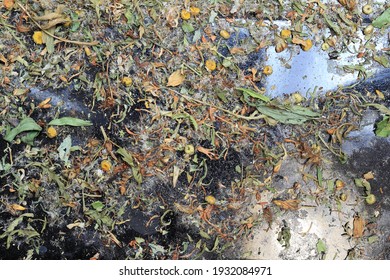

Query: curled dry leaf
[275,36,287,53]
[338,0,356,11]
[197,146,218,160]
[38,97,52,109]
[273,199,300,210]
[167,70,185,87]
[353,214,365,238]
[11,204,26,211]
[174,202,196,214]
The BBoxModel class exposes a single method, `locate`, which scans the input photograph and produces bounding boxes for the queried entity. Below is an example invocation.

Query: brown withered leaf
[38,97,52,109]
[353,214,365,238]
[174,202,195,214]
[275,36,287,53]
[338,0,356,11]
[229,47,246,55]
[363,171,374,180]
[167,70,185,87]
[197,146,218,160]
[11,204,26,211]
[33,12,64,21]
[273,199,300,210]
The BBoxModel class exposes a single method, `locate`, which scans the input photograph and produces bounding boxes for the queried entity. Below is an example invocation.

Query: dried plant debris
[0,0,389,260]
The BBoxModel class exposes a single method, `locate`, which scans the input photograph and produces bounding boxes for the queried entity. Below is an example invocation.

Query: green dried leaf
[199,230,211,240]
[368,235,379,244]
[372,8,390,28]
[0,213,34,242]
[58,135,72,164]
[49,117,92,126]
[255,104,319,125]
[117,148,142,184]
[149,243,166,255]
[237,87,270,102]
[4,117,42,143]
[374,55,390,68]
[316,239,327,255]
[375,116,390,137]
[182,21,194,33]
[209,10,218,23]
[91,201,104,212]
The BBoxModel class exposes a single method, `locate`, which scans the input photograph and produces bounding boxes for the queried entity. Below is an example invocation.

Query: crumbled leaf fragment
[353,215,365,238]
[372,8,390,28]
[316,239,327,257]
[58,135,72,164]
[375,116,390,137]
[167,70,185,87]
[91,201,104,212]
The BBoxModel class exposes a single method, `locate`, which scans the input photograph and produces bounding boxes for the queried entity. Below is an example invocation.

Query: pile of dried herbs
[0,0,389,259]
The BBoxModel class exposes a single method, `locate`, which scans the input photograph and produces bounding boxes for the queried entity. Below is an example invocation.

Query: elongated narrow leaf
[117,148,142,184]
[49,117,92,126]
[255,103,319,125]
[4,117,42,143]
[237,88,270,102]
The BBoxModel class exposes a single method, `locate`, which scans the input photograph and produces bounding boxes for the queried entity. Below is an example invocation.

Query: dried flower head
[47,126,58,138]
[205,59,217,71]
[181,9,191,20]
[101,160,112,172]
[32,31,43,45]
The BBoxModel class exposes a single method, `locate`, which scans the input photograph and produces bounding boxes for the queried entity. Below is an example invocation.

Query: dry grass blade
[273,199,301,210]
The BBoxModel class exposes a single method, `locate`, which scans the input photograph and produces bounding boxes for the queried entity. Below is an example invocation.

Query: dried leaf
[33,12,64,21]
[229,47,245,55]
[49,117,92,126]
[197,146,218,159]
[167,70,185,87]
[363,171,374,180]
[273,199,300,210]
[4,117,42,143]
[372,8,390,28]
[10,204,26,211]
[37,97,52,109]
[174,202,195,214]
[338,0,356,10]
[353,215,365,238]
